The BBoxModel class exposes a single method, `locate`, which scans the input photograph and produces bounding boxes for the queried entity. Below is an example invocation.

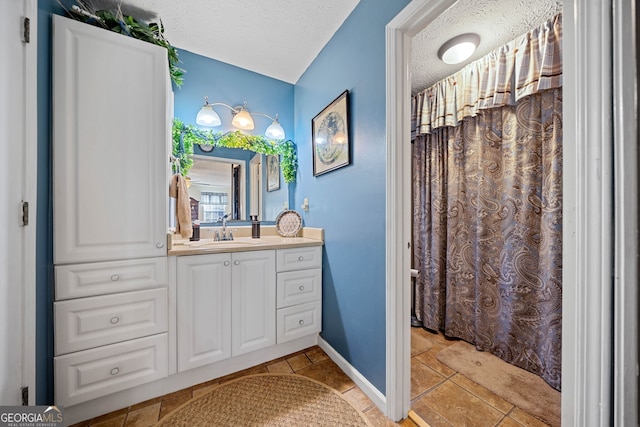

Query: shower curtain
[411,15,563,390]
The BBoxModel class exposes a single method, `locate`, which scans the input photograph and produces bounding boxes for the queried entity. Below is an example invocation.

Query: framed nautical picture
[266,154,280,192]
[312,90,350,176]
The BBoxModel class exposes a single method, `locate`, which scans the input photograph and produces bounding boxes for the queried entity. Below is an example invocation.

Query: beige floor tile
[287,353,312,371]
[414,346,456,378]
[305,346,329,363]
[450,373,514,414]
[416,380,505,426]
[123,402,160,427]
[158,390,192,420]
[191,382,219,399]
[508,408,551,427]
[266,359,294,374]
[498,416,525,427]
[342,386,375,412]
[411,358,446,399]
[84,409,128,427]
[89,414,126,427]
[410,401,454,427]
[296,359,355,393]
[411,327,434,356]
[364,405,408,427]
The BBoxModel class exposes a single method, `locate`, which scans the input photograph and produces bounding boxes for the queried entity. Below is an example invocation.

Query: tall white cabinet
[52,15,169,264]
[52,15,171,407]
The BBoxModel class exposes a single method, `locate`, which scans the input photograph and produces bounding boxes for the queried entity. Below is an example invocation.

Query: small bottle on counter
[251,215,260,238]
[190,220,200,241]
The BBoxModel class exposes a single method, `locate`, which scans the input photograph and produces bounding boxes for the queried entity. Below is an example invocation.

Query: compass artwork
[312,90,350,176]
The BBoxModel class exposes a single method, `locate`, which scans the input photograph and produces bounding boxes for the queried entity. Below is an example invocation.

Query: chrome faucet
[216,214,233,241]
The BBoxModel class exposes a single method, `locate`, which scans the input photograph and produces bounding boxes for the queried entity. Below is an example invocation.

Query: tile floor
[70,329,555,427]
[69,346,417,427]
[409,327,554,427]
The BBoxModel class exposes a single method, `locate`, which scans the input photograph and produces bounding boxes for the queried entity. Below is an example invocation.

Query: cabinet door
[53,15,169,264]
[232,250,276,356]
[177,254,232,372]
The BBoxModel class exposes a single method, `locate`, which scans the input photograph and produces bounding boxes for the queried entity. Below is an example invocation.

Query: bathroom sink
[178,238,262,248]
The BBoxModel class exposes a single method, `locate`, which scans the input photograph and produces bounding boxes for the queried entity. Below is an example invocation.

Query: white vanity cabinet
[176,250,276,372]
[53,258,169,407]
[276,247,323,343]
[51,15,171,409]
[52,15,169,264]
[176,253,232,372]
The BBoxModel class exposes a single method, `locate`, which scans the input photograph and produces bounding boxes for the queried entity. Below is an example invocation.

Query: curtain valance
[411,14,562,137]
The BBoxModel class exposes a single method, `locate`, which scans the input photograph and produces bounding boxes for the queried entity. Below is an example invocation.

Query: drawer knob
[110,316,119,325]
[224,261,230,266]
[234,260,240,266]
[299,285,305,291]
[299,320,305,325]
[111,274,119,281]
[298,256,304,261]
[110,367,119,376]
[156,242,164,248]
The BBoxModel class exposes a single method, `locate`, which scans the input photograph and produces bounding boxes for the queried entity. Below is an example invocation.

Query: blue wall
[173,49,294,218]
[293,0,410,394]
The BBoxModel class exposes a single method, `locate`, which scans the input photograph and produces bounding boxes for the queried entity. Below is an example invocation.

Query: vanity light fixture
[437,33,480,65]
[195,97,286,140]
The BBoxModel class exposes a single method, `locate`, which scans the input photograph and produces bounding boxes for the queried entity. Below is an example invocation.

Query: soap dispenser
[251,215,260,238]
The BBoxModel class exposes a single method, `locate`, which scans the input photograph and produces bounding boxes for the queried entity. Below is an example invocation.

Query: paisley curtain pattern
[411,14,562,137]
[412,89,562,390]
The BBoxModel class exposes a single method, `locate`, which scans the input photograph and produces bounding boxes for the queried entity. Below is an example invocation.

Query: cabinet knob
[224,261,230,266]
[299,285,305,291]
[110,367,119,376]
[298,256,304,261]
[234,260,240,266]
[156,242,164,248]
[299,320,305,325]
[110,316,119,325]
[110,274,119,281]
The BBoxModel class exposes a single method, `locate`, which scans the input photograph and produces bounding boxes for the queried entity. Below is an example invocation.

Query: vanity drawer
[276,301,321,344]
[55,257,168,300]
[277,268,321,308]
[276,246,322,272]
[54,333,168,407]
[54,288,168,355]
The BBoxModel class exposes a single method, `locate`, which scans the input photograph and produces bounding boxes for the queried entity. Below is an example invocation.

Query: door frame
[385,0,623,424]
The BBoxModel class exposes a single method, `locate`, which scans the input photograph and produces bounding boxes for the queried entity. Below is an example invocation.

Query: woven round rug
[154,373,372,427]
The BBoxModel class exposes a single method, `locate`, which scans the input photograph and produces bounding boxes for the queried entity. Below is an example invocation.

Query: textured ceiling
[411,0,562,95]
[87,0,561,93]
[112,0,360,83]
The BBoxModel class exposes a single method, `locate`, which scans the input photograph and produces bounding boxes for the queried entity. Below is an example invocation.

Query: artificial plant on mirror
[172,119,298,184]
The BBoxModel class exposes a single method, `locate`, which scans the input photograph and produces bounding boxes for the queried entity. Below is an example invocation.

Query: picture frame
[312,90,350,176]
[266,154,280,192]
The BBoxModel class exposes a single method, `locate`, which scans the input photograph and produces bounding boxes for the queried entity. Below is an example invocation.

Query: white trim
[23,0,38,405]
[562,1,613,425]
[318,336,386,412]
[385,0,616,424]
[384,0,457,421]
[612,0,638,424]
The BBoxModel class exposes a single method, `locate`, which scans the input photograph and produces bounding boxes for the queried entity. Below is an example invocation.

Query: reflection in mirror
[187,155,244,224]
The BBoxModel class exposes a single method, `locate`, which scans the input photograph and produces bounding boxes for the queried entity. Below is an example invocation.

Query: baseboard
[317,336,387,413]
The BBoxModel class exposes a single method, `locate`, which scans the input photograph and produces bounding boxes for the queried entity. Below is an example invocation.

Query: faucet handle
[214,230,220,241]
[228,230,234,241]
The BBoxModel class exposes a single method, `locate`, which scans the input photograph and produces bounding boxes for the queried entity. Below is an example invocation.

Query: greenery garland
[172,119,298,184]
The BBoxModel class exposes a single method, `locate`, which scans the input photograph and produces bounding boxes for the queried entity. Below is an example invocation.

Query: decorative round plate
[275,210,303,237]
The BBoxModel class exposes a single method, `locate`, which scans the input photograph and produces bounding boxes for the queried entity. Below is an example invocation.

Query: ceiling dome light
[437,33,480,65]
